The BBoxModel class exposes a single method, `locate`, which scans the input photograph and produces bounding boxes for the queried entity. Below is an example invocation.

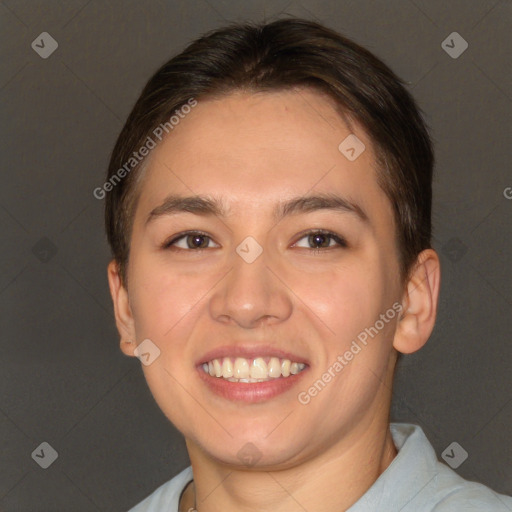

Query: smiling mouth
[201,356,307,383]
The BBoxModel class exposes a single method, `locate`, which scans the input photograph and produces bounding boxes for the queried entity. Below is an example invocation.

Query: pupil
[189,235,207,248]
[310,233,328,248]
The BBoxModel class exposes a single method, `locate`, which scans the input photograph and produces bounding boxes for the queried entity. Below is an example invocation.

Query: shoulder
[126,466,193,512]
[355,423,512,512]
[427,462,512,511]
[429,482,512,511]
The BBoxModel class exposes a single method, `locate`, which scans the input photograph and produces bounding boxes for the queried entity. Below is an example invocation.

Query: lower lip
[197,367,308,403]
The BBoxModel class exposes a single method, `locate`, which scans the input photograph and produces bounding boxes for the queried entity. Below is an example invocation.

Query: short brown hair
[104,17,434,287]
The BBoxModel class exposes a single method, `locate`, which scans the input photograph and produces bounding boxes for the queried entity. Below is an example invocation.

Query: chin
[191,424,312,470]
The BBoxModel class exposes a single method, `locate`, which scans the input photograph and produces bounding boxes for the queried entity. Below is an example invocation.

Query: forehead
[134,89,393,227]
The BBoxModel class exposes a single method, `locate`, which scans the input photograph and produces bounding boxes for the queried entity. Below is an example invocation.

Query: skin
[108,88,441,512]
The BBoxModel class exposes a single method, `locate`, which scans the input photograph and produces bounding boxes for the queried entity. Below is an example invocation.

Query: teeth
[202,356,306,381]
[250,357,267,379]
[234,358,250,379]
[213,358,222,377]
[281,359,291,377]
[268,357,281,378]
[221,358,233,378]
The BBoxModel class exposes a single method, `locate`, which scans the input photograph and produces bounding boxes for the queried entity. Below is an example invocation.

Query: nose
[208,244,293,329]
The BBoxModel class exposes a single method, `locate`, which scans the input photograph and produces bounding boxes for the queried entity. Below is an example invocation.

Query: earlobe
[393,249,441,354]
[107,260,137,357]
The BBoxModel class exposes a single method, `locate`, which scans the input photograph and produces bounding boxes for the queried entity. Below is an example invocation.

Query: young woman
[104,18,512,512]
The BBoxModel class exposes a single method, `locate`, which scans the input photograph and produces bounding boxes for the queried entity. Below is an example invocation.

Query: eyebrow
[145,193,369,225]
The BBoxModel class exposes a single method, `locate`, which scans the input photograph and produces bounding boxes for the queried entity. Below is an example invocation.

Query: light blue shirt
[128,423,512,511]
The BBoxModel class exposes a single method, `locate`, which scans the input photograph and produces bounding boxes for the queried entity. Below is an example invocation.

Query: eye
[293,230,347,250]
[162,231,219,250]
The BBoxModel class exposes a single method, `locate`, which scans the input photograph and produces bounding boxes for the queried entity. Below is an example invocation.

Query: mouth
[201,356,307,382]
[196,346,309,403]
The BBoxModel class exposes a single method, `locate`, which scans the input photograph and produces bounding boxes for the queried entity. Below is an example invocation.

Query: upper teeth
[202,357,306,381]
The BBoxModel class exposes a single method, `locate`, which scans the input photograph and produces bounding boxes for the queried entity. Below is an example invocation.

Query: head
[105,18,440,468]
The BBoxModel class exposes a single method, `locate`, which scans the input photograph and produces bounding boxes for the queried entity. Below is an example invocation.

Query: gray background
[0,0,511,510]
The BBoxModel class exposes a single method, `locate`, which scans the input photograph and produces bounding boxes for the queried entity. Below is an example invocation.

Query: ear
[393,249,441,354]
[107,260,137,357]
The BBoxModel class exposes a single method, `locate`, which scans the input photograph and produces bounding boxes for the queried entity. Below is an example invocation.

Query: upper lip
[197,344,309,366]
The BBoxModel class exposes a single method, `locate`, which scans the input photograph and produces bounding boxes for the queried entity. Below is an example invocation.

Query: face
[118,89,405,468]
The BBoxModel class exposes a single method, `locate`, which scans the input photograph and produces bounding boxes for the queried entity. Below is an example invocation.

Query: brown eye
[163,231,219,250]
[294,230,347,250]
[186,234,210,249]
[308,233,331,248]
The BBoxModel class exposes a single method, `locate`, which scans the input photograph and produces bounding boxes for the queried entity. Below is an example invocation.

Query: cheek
[291,261,386,344]
[128,260,207,341]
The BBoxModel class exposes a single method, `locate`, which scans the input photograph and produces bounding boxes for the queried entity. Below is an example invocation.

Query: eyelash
[162,229,348,252]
